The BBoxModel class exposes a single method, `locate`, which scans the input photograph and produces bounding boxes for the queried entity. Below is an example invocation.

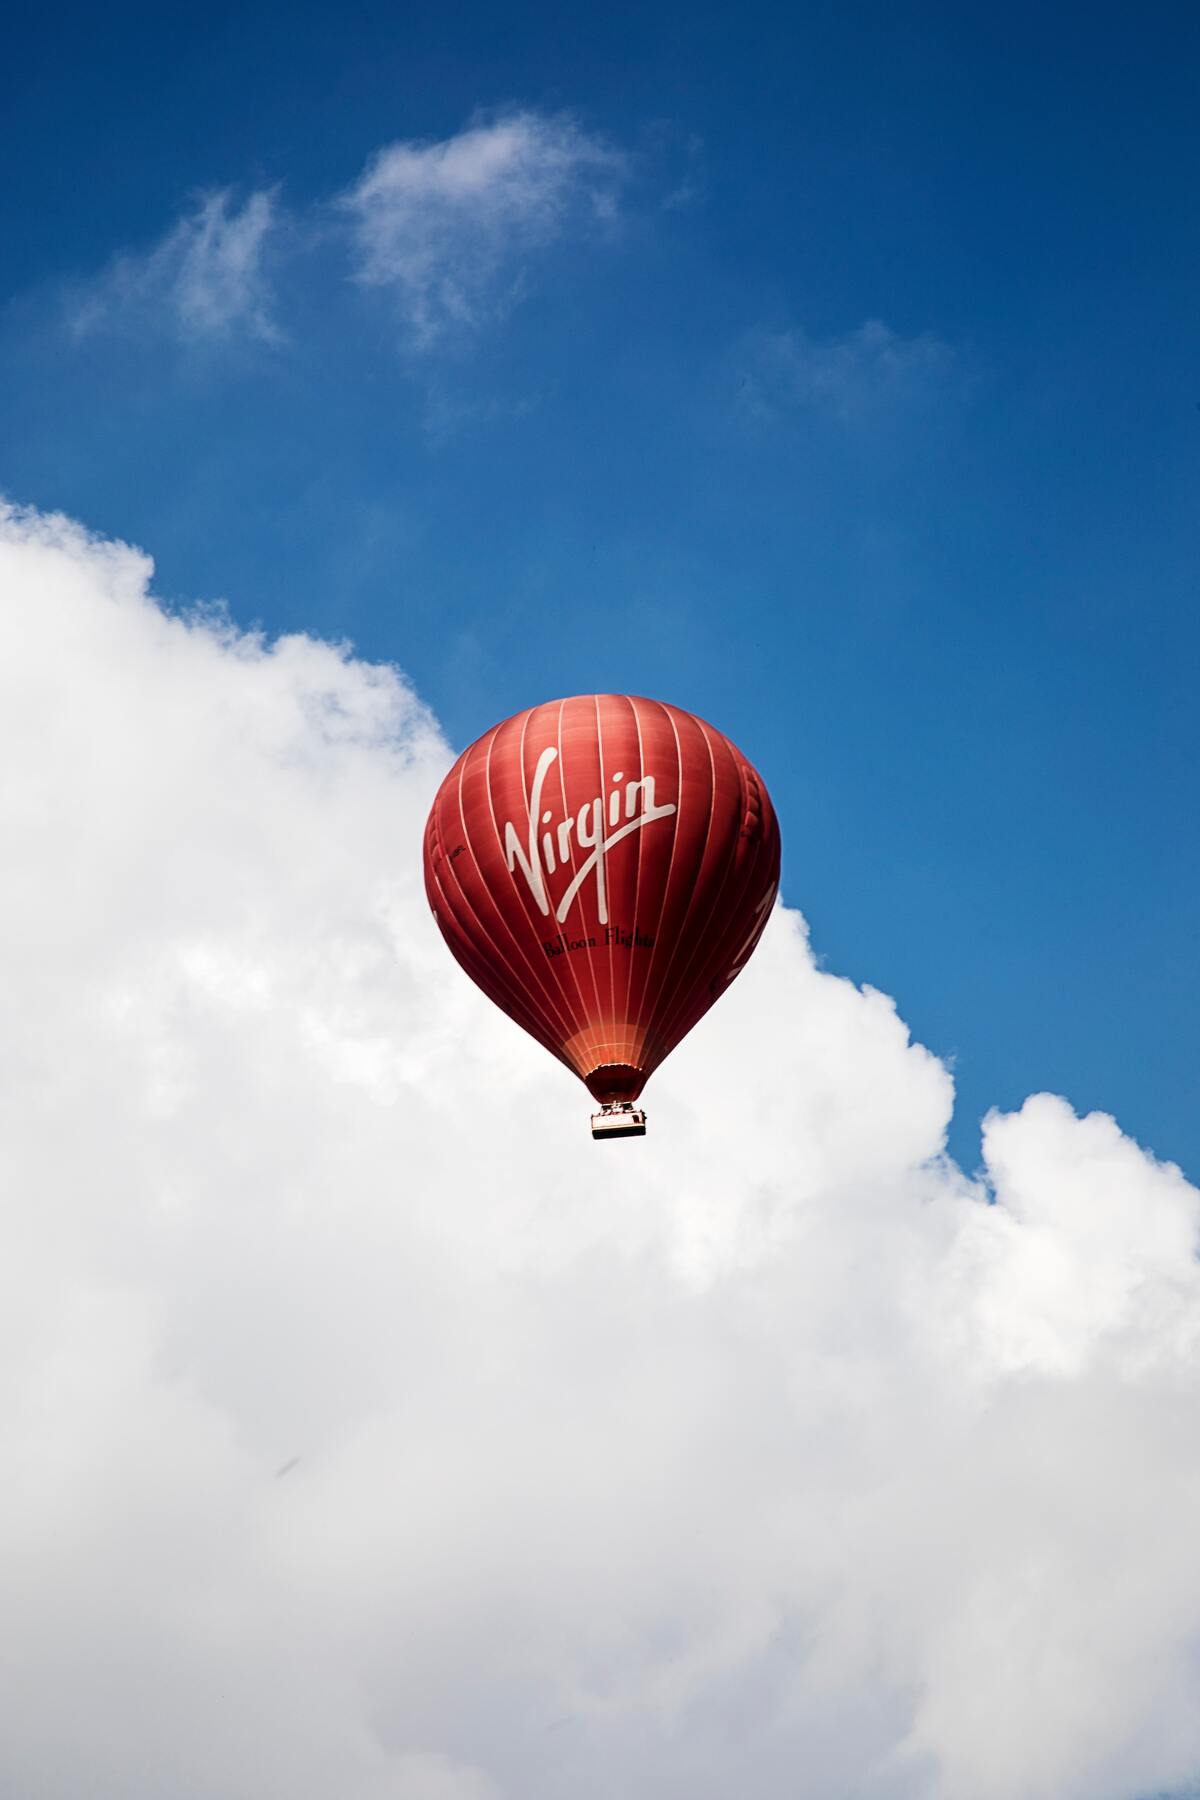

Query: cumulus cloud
[69,187,281,343]
[340,110,626,346]
[739,319,961,425]
[1,502,1199,1800]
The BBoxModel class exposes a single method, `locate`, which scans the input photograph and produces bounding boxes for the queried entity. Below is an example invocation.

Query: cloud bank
[1,503,1198,1800]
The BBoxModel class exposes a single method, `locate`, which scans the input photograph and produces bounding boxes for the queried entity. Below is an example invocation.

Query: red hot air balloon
[423,695,780,1139]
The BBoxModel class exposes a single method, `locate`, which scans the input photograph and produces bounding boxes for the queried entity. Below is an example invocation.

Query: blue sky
[3,0,1198,1177]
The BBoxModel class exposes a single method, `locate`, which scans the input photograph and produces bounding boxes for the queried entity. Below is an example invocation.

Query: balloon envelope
[423,694,780,1104]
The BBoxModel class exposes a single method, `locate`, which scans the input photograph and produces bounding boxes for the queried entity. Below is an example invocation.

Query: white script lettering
[503,748,676,926]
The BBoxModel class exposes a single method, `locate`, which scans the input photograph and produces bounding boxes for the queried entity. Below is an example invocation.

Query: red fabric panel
[423,694,781,1102]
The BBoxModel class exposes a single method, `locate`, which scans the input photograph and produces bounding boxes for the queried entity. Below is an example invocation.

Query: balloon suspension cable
[590,1101,648,1142]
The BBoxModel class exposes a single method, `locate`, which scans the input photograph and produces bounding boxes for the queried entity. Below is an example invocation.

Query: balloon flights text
[423,695,780,1140]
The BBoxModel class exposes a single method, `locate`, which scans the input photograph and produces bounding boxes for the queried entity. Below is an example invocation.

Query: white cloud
[70,187,280,343]
[340,110,626,346]
[739,319,961,425]
[1,501,1199,1800]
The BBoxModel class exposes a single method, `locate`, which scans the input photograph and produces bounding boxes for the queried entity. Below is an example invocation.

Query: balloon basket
[590,1103,648,1141]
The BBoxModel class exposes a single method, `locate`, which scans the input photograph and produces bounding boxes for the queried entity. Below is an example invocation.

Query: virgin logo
[504,746,676,927]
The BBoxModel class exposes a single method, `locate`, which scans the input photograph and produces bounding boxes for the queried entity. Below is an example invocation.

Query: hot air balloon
[423,695,780,1139]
